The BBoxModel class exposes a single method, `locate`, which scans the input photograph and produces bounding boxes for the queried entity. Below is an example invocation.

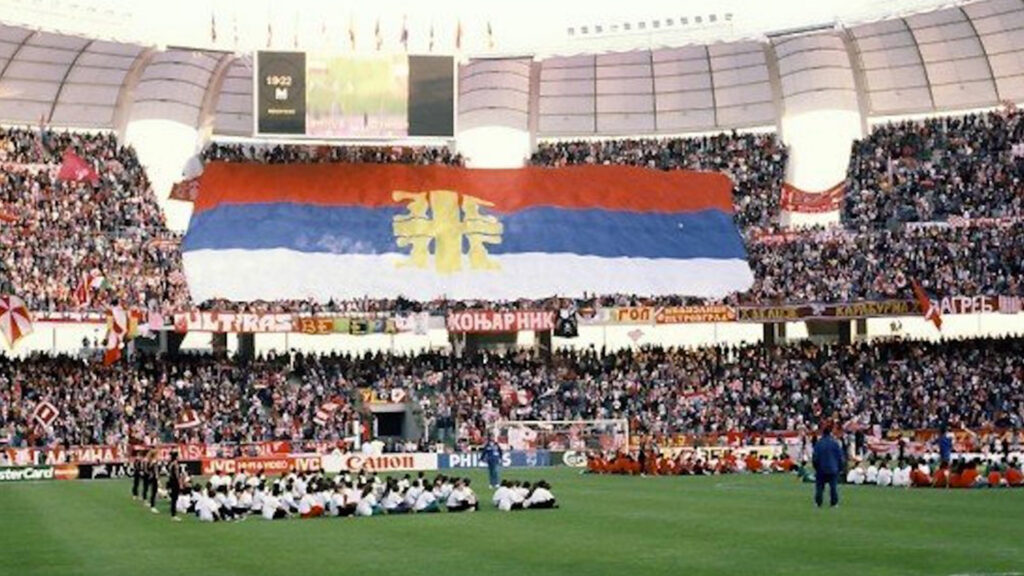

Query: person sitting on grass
[214,486,238,521]
[876,462,893,487]
[524,481,558,509]
[436,475,454,502]
[446,478,479,512]
[403,479,424,511]
[866,458,879,485]
[413,482,441,513]
[846,461,866,485]
[355,484,381,517]
[492,480,512,508]
[236,485,254,515]
[910,459,932,487]
[176,486,192,517]
[892,460,912,487]
[381,480,411,514]
[298,483,323,518]
[987,463,1004,488]
[250,483,266,515]
[1005,459,1023,486]
[332,482,357,517]
[262,484,289,520]
[497,481,527,511]
[197,488,223,522]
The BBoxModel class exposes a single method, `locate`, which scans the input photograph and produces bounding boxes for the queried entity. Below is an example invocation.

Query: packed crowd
[846,108,1024,227]
[201,142,464,166]
[0,127,187,313]
[530,132,786,231]
[3,336,1022,450]
[741,222,1024,303]
[4,117,1023,315]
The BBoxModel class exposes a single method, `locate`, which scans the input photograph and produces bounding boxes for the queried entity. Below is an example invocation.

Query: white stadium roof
[0,0,1021,136]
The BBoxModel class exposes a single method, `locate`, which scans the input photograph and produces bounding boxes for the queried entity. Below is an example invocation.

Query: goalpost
[491,419,630,452]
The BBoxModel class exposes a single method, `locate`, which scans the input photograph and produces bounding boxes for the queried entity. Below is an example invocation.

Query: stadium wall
[6,312,1022,358]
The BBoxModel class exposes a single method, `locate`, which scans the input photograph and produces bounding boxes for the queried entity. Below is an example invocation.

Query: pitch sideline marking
[948,572,1023,576]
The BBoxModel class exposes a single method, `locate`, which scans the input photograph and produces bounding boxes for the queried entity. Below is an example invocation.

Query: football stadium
[1,0,1024,574]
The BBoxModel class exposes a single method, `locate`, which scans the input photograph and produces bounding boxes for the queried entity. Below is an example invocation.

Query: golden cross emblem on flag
[393,190,503,273]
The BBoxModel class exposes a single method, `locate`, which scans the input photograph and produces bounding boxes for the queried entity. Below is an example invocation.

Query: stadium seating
[3,336,1021,448]
[201,142,464,166]
[0,127,187,314]
[846,108,1024,227]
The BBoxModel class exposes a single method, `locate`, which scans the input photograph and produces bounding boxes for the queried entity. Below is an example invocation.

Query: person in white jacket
[846,465,866,485]
[876,462,893,487]
[524,481,558,509]
[261,485,288,520]
[446,478,478,512]
[355,485,379,517]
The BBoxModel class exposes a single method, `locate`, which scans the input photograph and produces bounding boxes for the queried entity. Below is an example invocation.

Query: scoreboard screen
[256,51,306,134]
[255,51,454,138]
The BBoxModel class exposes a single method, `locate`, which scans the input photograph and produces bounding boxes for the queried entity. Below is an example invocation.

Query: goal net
[492,419,630,452]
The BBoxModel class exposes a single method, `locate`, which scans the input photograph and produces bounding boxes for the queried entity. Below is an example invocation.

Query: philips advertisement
[438,451,552,469]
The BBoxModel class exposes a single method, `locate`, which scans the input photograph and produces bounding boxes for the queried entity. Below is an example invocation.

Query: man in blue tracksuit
[812,423,845,508]
[937,425,953,467]
[482,438,503,488]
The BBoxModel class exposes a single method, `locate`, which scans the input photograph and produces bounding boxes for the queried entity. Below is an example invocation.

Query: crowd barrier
[31,294,1024,334]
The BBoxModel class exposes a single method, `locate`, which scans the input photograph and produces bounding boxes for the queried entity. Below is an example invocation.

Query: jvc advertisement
[438,451,552,469]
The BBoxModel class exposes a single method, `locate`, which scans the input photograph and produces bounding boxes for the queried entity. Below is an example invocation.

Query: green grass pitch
[1,468,1022,576]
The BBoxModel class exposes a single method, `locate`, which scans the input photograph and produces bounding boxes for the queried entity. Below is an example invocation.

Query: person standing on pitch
[482,437,503,488]
[145,451,159,513]
[167,452,183,522]
[937,424,953,467]
[131,450,142,500]
[812,422,845,508]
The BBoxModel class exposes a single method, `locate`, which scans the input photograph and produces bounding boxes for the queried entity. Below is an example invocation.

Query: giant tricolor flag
[182,163,754,302]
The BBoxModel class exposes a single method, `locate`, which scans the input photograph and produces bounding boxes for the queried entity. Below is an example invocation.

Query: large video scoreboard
[256,51,455,138]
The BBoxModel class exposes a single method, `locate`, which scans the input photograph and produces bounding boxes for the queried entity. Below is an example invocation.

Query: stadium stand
[4,336,1022,449]
[0,127,187,313]
[201,142,464,166]
[1,2,1024,573]
[846,108,1024,227]
[743,223,1024,303]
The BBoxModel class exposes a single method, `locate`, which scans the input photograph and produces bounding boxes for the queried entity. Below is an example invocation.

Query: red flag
[32,401,59,427]
[314,400,342,425]
[911,279,942,330]
[175,408,202,430]
[57,149,99,184]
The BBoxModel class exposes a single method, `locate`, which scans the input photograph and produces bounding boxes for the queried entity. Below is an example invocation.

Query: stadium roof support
[0,0,1022,136]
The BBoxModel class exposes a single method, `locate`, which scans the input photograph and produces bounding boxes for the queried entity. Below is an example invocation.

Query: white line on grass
[946,565,1019,569]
